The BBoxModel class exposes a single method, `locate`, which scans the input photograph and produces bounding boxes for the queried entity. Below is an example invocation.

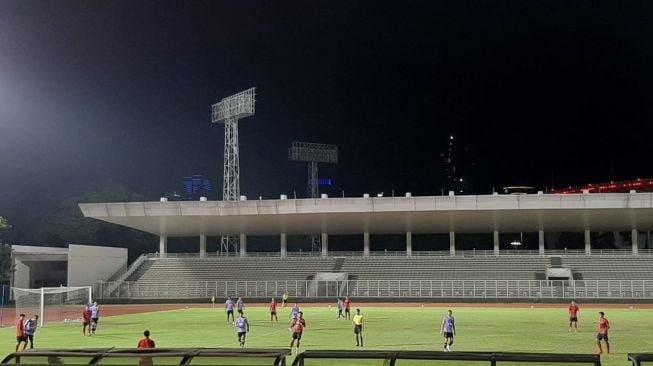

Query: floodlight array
[212,87,256,122]
[288,141,338,163]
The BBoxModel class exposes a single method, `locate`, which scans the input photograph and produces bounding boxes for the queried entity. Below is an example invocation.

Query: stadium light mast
[212,87,256,254]
[288,141,339,198]
[289,141,338,251]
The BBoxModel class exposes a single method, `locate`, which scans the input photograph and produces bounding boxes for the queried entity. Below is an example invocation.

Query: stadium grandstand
[79,192,653,301]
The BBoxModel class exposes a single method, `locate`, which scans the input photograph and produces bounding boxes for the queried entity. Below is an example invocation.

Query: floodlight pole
[288,142,338,251]
[223,117,240,201]
[307,161,320,251]
[308,161,319,198]
[212,88,256,254]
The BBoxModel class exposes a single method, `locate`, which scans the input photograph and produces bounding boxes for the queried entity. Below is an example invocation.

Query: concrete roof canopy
[79,193,653,237]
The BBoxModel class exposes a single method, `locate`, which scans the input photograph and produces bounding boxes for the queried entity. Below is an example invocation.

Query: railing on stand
[94,254,148,298]
[142,248,653,259]
[94,279,653,300]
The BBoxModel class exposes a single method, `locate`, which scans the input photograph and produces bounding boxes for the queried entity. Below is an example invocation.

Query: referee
[353,309,364,347]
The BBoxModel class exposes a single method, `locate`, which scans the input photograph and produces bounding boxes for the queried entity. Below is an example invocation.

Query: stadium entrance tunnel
[0,348,291,365]
[291,350,602,366]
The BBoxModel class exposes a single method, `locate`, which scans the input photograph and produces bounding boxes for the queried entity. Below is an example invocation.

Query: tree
[0,215,9,229]
[0,244,12,282]
[0,216,13,282]
[33,182,157,260]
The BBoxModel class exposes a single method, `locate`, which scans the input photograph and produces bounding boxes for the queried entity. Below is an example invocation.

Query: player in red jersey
[343,296,352,320]
[137,330,155,365]
[568,300,580,332]
[137,330,156,348]
[82,305,92,336]
[15,314,27,352]
[270,298,278,323]
[596,311,610,355]
[289,312,306,354]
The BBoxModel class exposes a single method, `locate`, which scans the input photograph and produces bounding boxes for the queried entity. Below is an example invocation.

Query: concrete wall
[67,244,127,286]
[13,260,30,288]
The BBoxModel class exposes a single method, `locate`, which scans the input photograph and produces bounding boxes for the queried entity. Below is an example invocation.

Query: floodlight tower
[289,141,339,198]
[212,87,256,253]
[289,141,338,251]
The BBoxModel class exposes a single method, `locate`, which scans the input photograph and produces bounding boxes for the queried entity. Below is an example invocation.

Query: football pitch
[0,304,650,365]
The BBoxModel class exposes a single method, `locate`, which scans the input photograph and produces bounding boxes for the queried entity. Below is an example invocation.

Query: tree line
[0,182,158,274]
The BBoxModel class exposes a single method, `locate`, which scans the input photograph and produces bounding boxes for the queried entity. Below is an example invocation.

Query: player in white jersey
[440,309,456,351]
[90,302,100,335]
[235,313,250,348]
[225,297,235,324]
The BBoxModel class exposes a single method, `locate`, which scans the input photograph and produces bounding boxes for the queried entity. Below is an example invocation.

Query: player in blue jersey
[290,304,300,319]
[440,309,456,351]
[235,313,250,348]
[289,304,300,330]
[225,297,235,324]
[237,297,244,315]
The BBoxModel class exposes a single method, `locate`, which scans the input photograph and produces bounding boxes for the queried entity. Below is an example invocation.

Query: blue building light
[311,178,332,186]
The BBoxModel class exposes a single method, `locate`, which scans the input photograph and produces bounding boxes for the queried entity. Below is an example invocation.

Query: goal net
[12,286,92,327]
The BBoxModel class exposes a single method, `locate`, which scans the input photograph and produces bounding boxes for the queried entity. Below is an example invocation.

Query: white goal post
[12,286,92,327]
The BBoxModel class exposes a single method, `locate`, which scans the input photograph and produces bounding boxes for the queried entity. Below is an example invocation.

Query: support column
[239,233,247,257]
[199,235,206,258]
[632,229,639,255]
[363,232,370,257]
[493,230,500,255]
[159,235,167,258]
[538,230,545,255]
[449,231,455,256]
[280,232,287,258]
[584,229,591,255]
[321,232,329,257]
[406,231,412,256]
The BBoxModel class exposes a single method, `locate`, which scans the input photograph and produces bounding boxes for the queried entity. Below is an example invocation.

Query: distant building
[182,175,212,200]
[441,135,467,194]
[550,178,653,194]
[162,175,212,201]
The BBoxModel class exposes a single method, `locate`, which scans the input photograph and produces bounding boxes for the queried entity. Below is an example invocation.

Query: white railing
[108,254,147,281]
[94,254,148,293]
[95,279,653,300]
[144,249,653,259]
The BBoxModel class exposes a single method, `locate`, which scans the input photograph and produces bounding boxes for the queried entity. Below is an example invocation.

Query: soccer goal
[12,286,92,327]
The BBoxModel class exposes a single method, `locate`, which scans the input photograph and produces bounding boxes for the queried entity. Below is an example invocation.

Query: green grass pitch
[0,305,649,365]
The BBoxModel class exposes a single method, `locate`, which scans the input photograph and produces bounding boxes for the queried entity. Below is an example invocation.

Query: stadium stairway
[125,259,154,282]
[332,257,345,271]
[549,256,562,268]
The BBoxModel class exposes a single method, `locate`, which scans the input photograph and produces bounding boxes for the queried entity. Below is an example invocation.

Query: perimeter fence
[94,279,653,300]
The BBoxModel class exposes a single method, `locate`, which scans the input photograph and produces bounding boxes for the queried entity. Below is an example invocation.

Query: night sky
[1,1,653,217]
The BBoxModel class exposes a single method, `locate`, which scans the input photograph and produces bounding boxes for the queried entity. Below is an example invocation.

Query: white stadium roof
[79,193,653,237]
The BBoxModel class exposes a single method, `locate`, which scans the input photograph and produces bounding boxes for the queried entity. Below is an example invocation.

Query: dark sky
[1,0,653,211]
